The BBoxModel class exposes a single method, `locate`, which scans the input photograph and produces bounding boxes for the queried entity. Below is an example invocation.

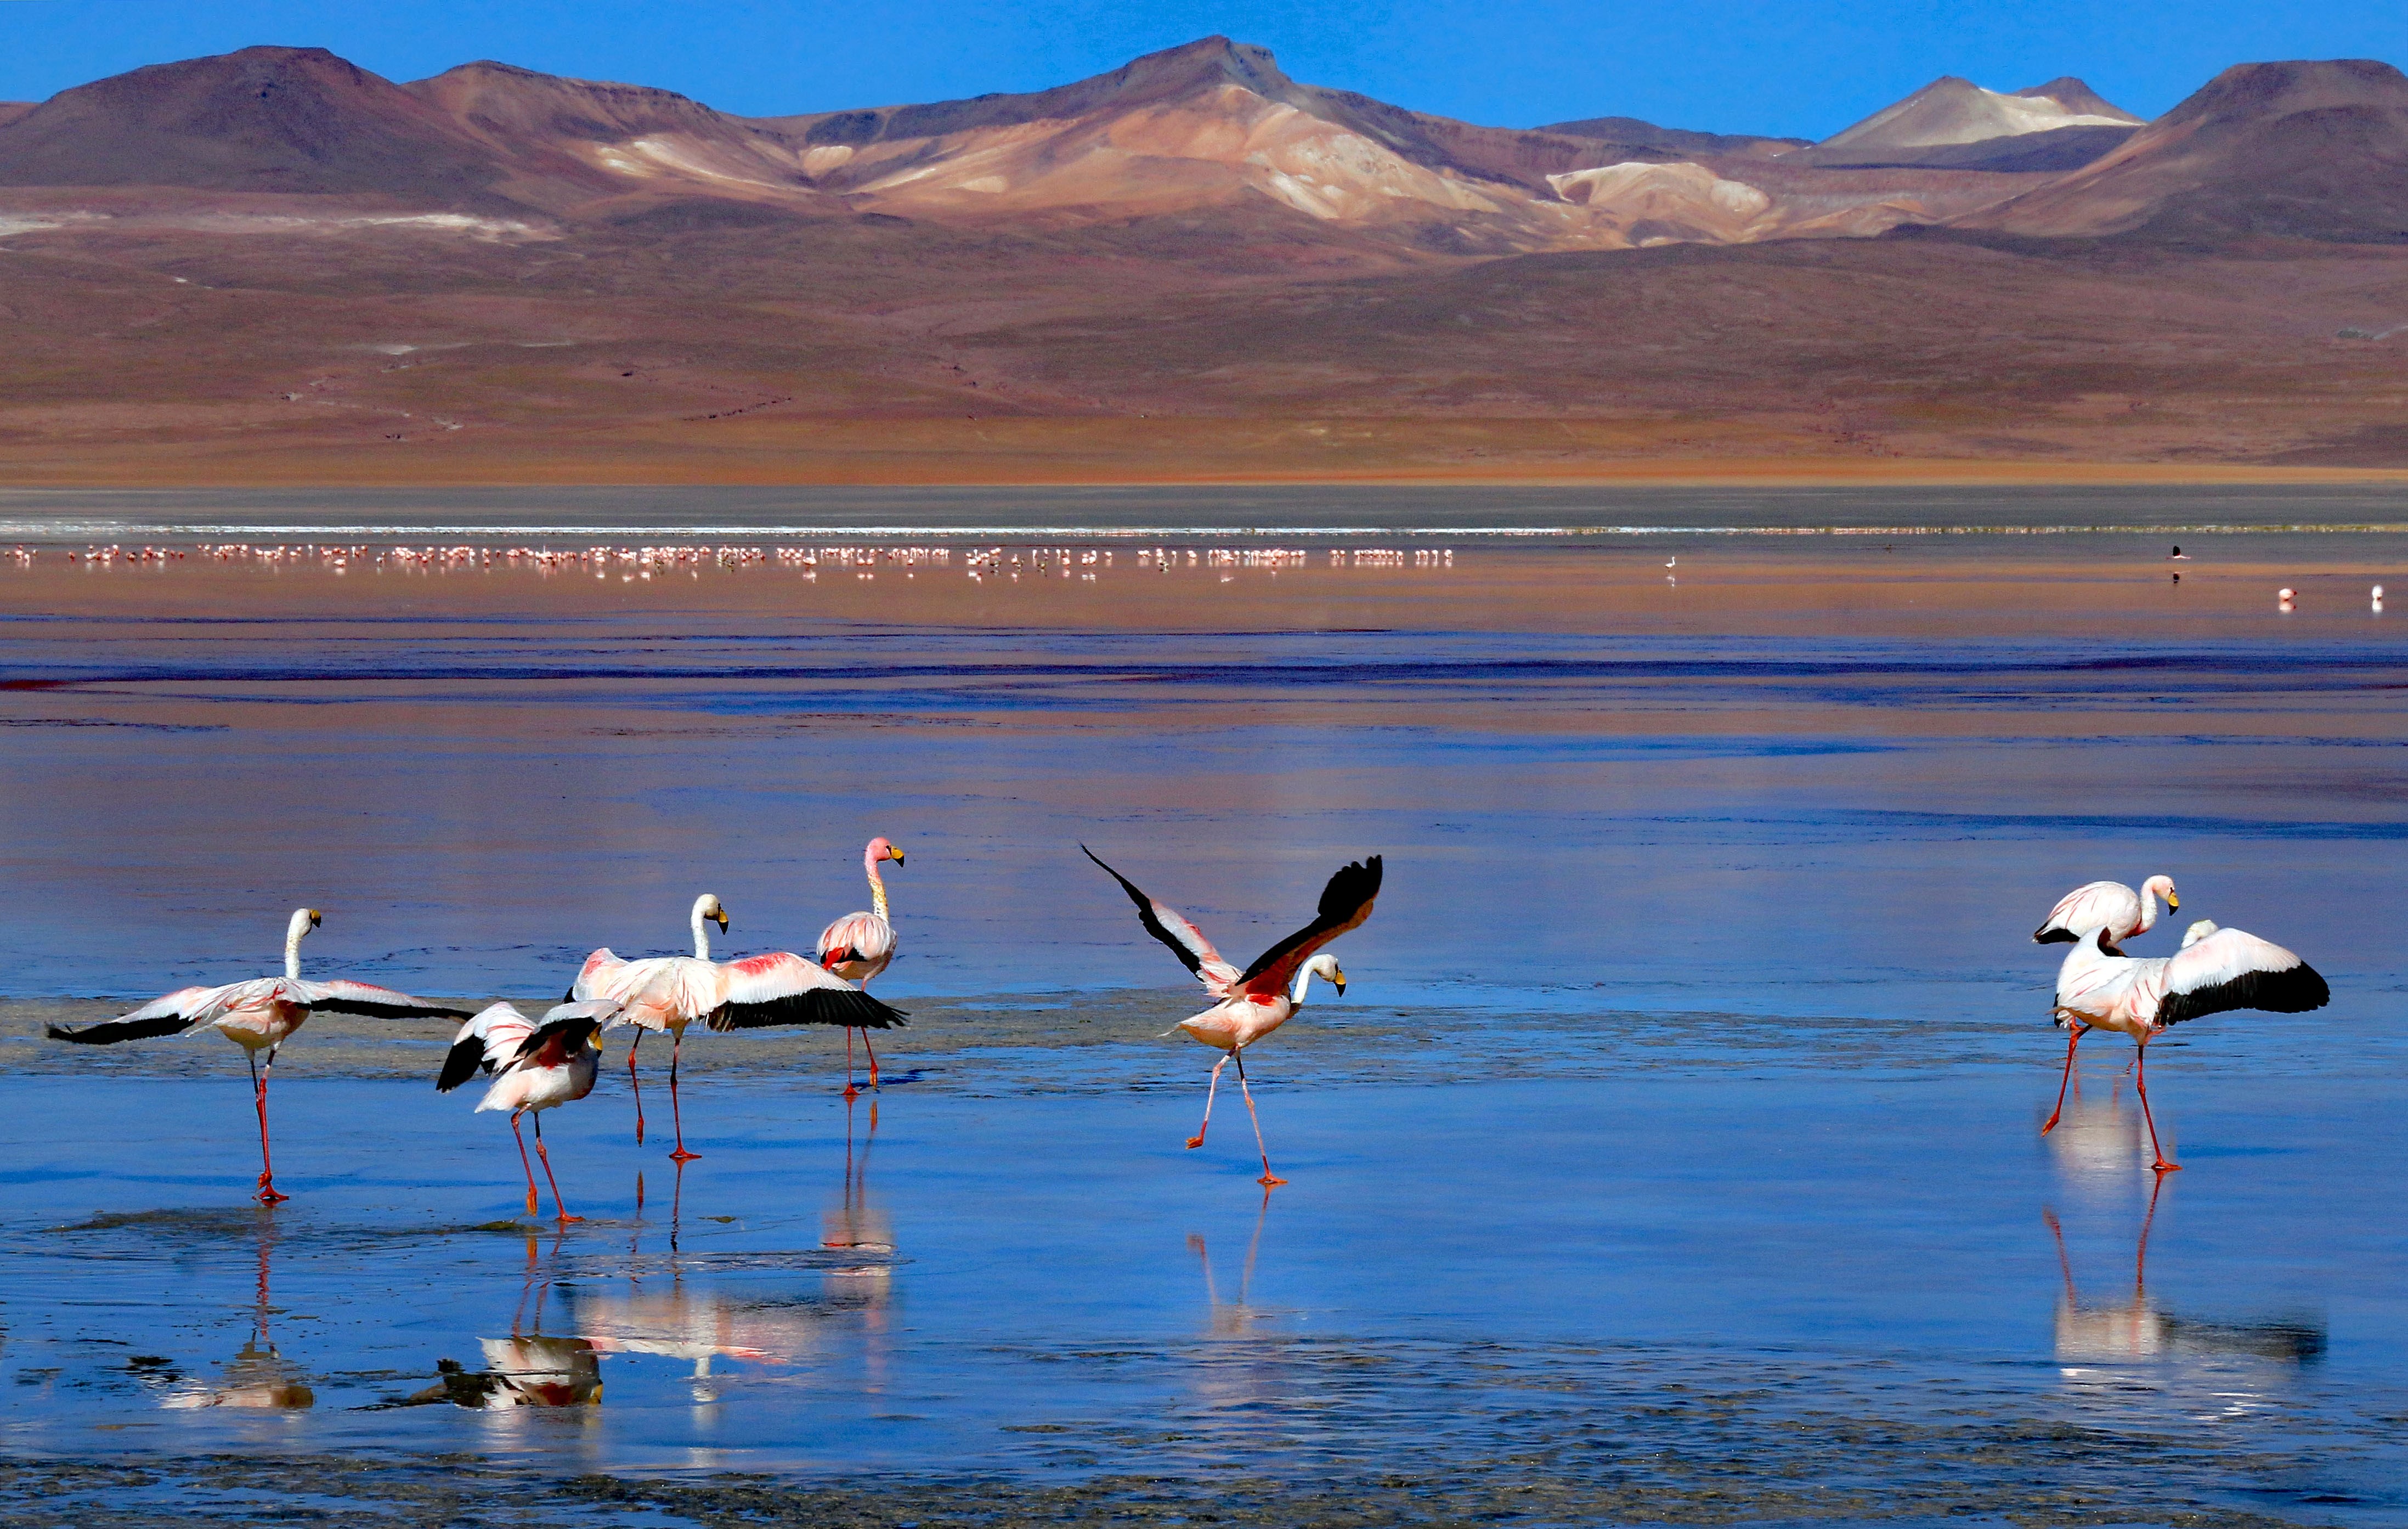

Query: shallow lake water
[0,499,2403,1526]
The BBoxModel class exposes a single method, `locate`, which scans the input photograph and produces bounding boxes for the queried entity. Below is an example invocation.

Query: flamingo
[575,893,906,1161]
[1084,847,1381,1187]
[817,837,906,1095]
[2041,918,2329,1172]
[439,1000,618,1222]
[47,907,471,1204]
[2033,876,2178,945]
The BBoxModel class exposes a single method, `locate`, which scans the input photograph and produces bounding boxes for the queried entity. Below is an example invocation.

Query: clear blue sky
[1,0,2401,139]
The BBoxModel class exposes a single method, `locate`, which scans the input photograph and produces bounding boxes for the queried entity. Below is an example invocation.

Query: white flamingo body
[1086,847,1382,1186]
[2042,918,2329,1172]
[575,893,904,1158]
[48,907,470,1203]
[440,1000,616,1221]
[2035,875,2178,945]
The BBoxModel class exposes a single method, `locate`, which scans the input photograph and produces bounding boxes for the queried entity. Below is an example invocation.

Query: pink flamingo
[1085,848,1381,1186]
[439,1000,618,1222]
[2043,919,2328,1172]
[577,893,905,1160]
[817,837,906,1095]
[48,907,472,1203]
[2034,876,2179,945]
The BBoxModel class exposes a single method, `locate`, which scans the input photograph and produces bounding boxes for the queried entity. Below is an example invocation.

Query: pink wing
[1082,847,1242,995]
[571,947,628,1002]
[2156,928,2330,1025]
[46,983,235,1045]
[705,951,908,1032]
[2035,881,2139,944]
[291,977,473,1019]
[817,912,895,968]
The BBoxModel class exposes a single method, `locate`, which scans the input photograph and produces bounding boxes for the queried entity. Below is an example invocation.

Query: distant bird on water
[575,893,906,1160]
[47,907,471,1203]
[2042,918,2330,1172]
[817,837,906,1094]
[2034,876,2179,945]
[1085,847,1382,1186]
[439,1000,618,1221]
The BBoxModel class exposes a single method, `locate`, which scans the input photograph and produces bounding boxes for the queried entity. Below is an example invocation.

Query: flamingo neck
[283,911,309,980]
[691,901,713,961]
[1290,966,1316,1006]
[2134,884,2160,934]
[866,850,889,922]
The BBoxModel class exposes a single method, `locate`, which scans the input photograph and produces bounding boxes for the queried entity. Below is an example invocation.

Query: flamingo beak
[890,847,906,864]
[1333,971,1347,995]
[715,912,730,931]
[2168,895,2179,910]
[308,910,323,928]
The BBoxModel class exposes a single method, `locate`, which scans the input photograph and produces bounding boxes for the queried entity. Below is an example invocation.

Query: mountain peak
[2013,77,2143,122]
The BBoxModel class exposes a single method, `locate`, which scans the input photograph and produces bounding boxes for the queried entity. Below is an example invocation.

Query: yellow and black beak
[308,910,323,928]
[714,911,730,931]
[2168,895,2180,911]
[1333,971,1347,996]
[891,847,907,865]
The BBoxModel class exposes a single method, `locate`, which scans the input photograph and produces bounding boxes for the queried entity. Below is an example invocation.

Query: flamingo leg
[667,1029,699,1163]
[843,1026,859,1099]
[863,1031,881,1090]
[250,1048,288,1205]
[2040,1020,2087,1135]
[511,1110,539,1218]
[532,1110,581,1223]
[1231,1050,1285,1188]
[626,1030,647,1146]
[2134,1039,2180,1173]
[1187,1054,1229,1149]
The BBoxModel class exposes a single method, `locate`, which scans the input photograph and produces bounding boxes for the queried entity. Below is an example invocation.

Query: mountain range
[0,38,2404,481]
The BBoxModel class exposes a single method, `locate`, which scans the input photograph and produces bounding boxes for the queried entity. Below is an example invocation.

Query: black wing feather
[706,990,909,1033]
[435,1035,491,1093]
[2159,962,2331,1026]
[1082,845,1205,979]
[47,1014,197,1046]
[1240,855,1384,984]
[2033,926,2078,944]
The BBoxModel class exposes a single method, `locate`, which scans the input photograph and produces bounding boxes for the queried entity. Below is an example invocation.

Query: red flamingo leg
[2040,1021,2087,1135]
[1188,1054,1228,1149]
[626,1031,647,1146]
[2134,1040,2180,1173]
[532,1111,581,1223]
[250,1048,288,1205]
[863,1031,881,1090]
[667,1029,699,1163]
[511,1110,539,1218]
[843,1026,859,1099]
[1232,1051,1285,1187]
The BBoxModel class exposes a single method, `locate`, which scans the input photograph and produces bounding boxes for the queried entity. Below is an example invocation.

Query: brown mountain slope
[1537,115,1807,157]
[0,47,510,201]
[1965,59,2408,241]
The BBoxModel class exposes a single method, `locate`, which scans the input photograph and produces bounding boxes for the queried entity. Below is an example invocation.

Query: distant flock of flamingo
[47,843,2323,1215]
[46,839,1387,1216]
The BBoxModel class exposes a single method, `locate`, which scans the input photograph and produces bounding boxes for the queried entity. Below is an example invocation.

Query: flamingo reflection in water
[149,1211,313,1410]
[385,1232,603,1409]
[575,1094,900,1401]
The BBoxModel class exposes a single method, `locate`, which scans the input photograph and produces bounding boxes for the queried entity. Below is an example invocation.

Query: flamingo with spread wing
[2044,918,2330,1172]
[575,893,906,1161]
[439,1000,619,1222]
[1084,847,1382,1186]
[47,907,472,1204]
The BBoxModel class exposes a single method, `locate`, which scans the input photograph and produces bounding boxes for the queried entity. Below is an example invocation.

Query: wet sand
[1,506,2403,1525]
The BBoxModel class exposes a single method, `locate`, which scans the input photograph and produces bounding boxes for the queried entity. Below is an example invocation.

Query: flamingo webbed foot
[1184,1135,1205,1149]
[2152,1160,2184,1174]
[557,1214,586,1224]
[255,1186,289,1205]
[669,1149,701,1164]
[1256,1174,1287,1187]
